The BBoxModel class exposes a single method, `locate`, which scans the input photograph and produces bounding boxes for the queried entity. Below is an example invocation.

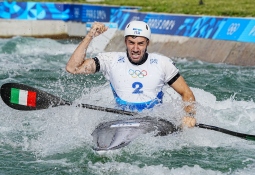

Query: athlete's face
[125,36,149,63]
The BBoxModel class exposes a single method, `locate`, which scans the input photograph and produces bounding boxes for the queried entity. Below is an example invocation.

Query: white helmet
[124,21,151,40]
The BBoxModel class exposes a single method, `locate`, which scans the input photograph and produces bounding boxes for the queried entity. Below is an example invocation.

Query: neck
[126,51,148,65]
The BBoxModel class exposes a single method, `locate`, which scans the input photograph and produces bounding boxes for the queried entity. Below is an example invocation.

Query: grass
[32,0,255,17]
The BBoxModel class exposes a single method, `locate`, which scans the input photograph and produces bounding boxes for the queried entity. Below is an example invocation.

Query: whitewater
[0,36,255,174]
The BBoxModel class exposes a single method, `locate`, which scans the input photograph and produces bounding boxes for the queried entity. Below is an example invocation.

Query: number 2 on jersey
[132,82,143,94]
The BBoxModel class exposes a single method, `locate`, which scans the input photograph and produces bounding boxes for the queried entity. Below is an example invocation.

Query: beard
[126,48,148,65]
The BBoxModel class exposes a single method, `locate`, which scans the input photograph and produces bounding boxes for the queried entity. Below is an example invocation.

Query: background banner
[1,1,255,43]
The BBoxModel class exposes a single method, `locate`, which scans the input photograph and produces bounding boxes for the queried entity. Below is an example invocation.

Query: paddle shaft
[1,83,255,141]
[195,123,255,141]
[78,103,136,116]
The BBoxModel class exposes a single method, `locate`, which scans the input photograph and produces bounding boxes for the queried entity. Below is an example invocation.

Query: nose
[132,44,139,52]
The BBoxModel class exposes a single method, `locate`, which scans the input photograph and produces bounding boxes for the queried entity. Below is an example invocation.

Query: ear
[147,40,150,46]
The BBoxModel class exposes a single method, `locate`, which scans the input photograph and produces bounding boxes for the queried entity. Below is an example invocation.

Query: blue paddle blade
[92,116,178,151]
[1,83,70,110]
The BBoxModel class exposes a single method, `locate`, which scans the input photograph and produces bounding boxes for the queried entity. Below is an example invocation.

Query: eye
[138,42,145,46]
[129,41,135,45]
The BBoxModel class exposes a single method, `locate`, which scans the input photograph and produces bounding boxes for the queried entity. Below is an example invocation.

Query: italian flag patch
[10,88,37,107]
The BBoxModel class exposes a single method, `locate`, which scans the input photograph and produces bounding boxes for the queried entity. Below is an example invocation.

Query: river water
[1,36,255,174]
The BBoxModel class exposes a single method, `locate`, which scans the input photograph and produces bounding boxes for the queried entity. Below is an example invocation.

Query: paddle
[0,83,134,115]
[1,83,255,141]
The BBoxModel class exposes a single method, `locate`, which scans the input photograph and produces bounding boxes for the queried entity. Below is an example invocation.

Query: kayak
[92,116,179,151]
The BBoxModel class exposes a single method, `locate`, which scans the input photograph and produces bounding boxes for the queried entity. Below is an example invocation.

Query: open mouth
[131,52,141,59]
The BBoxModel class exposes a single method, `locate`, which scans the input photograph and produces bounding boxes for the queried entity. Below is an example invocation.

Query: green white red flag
[10,88,37,107]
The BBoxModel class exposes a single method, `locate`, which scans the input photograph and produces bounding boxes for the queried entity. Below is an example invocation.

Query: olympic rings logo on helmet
[129,69,147,78]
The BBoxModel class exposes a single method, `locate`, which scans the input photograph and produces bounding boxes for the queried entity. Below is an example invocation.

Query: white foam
[88,161,223,175]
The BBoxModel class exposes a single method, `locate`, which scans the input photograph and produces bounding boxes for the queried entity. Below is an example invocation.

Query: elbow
[66,65,75,74]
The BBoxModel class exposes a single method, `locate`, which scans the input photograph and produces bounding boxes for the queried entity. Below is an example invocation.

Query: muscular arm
[171,76,195,113]
[66,22,108,74]
[170,75,196,127]
[66,36,96,74]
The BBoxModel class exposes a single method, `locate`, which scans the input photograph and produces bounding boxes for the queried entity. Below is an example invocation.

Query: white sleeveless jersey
[96,52,179,111]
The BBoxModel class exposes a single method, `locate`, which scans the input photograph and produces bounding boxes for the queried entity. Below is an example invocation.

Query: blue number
[132,82,143,94]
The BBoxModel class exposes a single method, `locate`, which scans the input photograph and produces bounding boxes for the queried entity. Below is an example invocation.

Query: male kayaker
[66,21,196,127]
